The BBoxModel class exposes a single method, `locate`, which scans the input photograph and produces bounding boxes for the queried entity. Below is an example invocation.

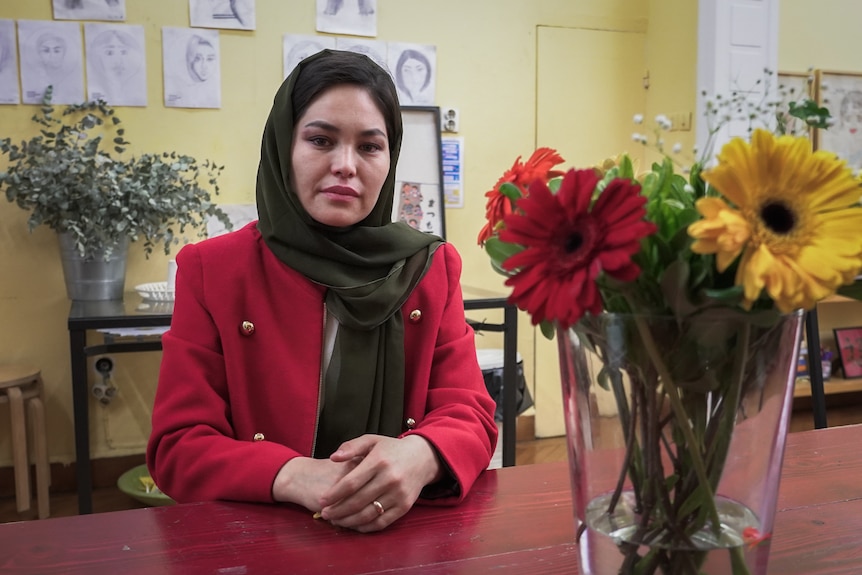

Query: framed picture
[833,326,862,379]
[394,106,446,238]
[814,69,862,169]
[776,71,815,138]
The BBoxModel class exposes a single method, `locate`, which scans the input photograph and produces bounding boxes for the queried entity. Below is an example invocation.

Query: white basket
[135,282,175,302]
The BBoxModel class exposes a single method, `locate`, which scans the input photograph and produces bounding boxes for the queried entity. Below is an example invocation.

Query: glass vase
[557,310,804,575]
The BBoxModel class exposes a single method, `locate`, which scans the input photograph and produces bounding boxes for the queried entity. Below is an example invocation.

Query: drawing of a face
[37,34,66,71]
[400,56,427,96]
[840,91,862,136]
[187,36,217,82]
[95,31,137,79]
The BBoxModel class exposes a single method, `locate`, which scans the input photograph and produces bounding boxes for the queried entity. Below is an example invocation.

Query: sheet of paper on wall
[442,136,464,208]
[207,203,257,238]
[335,37,389,75]
[17,19,85,105]
[387,42,436,106]
[189,0,256,31]
[162,26,221,109]
[0,20,20,104]
[315,0,377,37]
[84,23,147,107]
[394,181,443,237]
[52,0,126,22]
[282,34,335,80]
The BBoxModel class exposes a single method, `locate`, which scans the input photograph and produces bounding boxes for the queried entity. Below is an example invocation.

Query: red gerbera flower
[477,147,565,245]
[499,168,656,328]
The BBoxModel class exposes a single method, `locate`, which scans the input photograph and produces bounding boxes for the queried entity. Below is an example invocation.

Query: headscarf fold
[255,50,442,457]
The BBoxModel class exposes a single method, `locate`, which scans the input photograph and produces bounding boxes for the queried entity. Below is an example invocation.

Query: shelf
[794,376,862,399]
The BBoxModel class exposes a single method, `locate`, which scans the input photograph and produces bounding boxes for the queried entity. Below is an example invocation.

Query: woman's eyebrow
[301,120,386,138]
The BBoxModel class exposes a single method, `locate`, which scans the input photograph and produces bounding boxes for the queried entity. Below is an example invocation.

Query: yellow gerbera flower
[689,129,862,312]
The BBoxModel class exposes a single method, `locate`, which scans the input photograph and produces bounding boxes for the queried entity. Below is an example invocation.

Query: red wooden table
[1,424,861,574]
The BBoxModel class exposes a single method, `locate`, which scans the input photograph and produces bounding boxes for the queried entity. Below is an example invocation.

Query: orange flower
[477,147,565,245]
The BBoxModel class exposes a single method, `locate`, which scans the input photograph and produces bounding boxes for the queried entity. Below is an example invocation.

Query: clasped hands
[273,434,443,533]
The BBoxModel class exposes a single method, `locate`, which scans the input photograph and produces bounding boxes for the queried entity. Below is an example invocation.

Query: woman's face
[37,36,66,71]
[291,85,390,227]
[400,56,427,95]
[189,42,216,82]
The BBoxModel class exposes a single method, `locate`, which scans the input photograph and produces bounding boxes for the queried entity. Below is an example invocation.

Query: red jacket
[147,223,498,505]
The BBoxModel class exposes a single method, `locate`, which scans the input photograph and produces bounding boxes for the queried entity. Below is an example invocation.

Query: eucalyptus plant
[0,88,232,259]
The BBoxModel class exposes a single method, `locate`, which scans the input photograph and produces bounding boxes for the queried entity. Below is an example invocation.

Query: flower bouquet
[479,76,862,574]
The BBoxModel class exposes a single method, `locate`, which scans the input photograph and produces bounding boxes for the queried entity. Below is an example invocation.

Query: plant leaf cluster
[0,88,233,259]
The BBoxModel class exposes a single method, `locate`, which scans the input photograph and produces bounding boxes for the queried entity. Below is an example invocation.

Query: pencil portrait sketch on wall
[316,0,377,37]
[817,70,862,170]
[85,23,147,107]
[282,34,335,79]
[18,20,85,105]
[163,27,221,109]
[388,42,436,105]
[334,37,389,75]
[52,0,126,22]
[190,0,256,31]
[0,19,20,104]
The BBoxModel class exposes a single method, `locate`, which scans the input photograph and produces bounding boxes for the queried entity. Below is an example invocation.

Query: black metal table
[68,296,172,515]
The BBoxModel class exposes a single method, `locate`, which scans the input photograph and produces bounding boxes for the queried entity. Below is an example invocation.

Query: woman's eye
[360,143,383,153]
[309,136,330,146]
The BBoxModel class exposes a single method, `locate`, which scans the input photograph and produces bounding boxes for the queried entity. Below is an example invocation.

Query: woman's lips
[321,185,359,200]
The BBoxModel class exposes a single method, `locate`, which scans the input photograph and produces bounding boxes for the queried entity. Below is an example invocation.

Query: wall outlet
[441,107,459,133]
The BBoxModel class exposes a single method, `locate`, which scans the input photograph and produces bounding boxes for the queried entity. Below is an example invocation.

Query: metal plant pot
[57,232,129,301]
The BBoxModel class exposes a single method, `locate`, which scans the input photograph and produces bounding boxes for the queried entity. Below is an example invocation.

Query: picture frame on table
[393,106,446,239]
[833,326,862,379]
[776,71,815,138]
[813,69,862,170]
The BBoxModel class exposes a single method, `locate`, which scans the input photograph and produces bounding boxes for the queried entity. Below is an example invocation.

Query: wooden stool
[0,364,50,519]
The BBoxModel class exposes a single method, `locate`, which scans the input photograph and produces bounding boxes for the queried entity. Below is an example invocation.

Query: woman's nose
[332,146,357,177]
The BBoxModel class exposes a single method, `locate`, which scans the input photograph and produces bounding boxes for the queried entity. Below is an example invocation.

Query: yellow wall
[0,0,705,465]
[778,0,858,73]
[19,0,840,455]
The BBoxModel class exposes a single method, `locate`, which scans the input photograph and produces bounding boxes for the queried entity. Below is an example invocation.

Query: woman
[147,50,497,533]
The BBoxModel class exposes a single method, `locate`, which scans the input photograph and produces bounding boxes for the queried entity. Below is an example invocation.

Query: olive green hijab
[256,50,442,457]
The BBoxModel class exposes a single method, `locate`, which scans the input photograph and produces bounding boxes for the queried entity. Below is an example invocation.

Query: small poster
[162,27,221,109]
[316,0,377,38]
[387,42,436,105]
[0,19,20,104]
[18,20,85,105]
[442,137,464,208]
[52,0,126,22]
[85,23,147,106]
[189,0,256,31]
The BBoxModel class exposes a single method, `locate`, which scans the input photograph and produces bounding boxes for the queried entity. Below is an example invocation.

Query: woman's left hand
[318,434,443,532]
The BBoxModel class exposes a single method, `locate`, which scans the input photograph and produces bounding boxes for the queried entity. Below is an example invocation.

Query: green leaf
[484,236,522,268]
[498,181,522,202]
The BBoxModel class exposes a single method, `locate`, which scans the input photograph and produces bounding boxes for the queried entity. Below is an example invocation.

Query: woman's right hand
[272,456,361,512]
